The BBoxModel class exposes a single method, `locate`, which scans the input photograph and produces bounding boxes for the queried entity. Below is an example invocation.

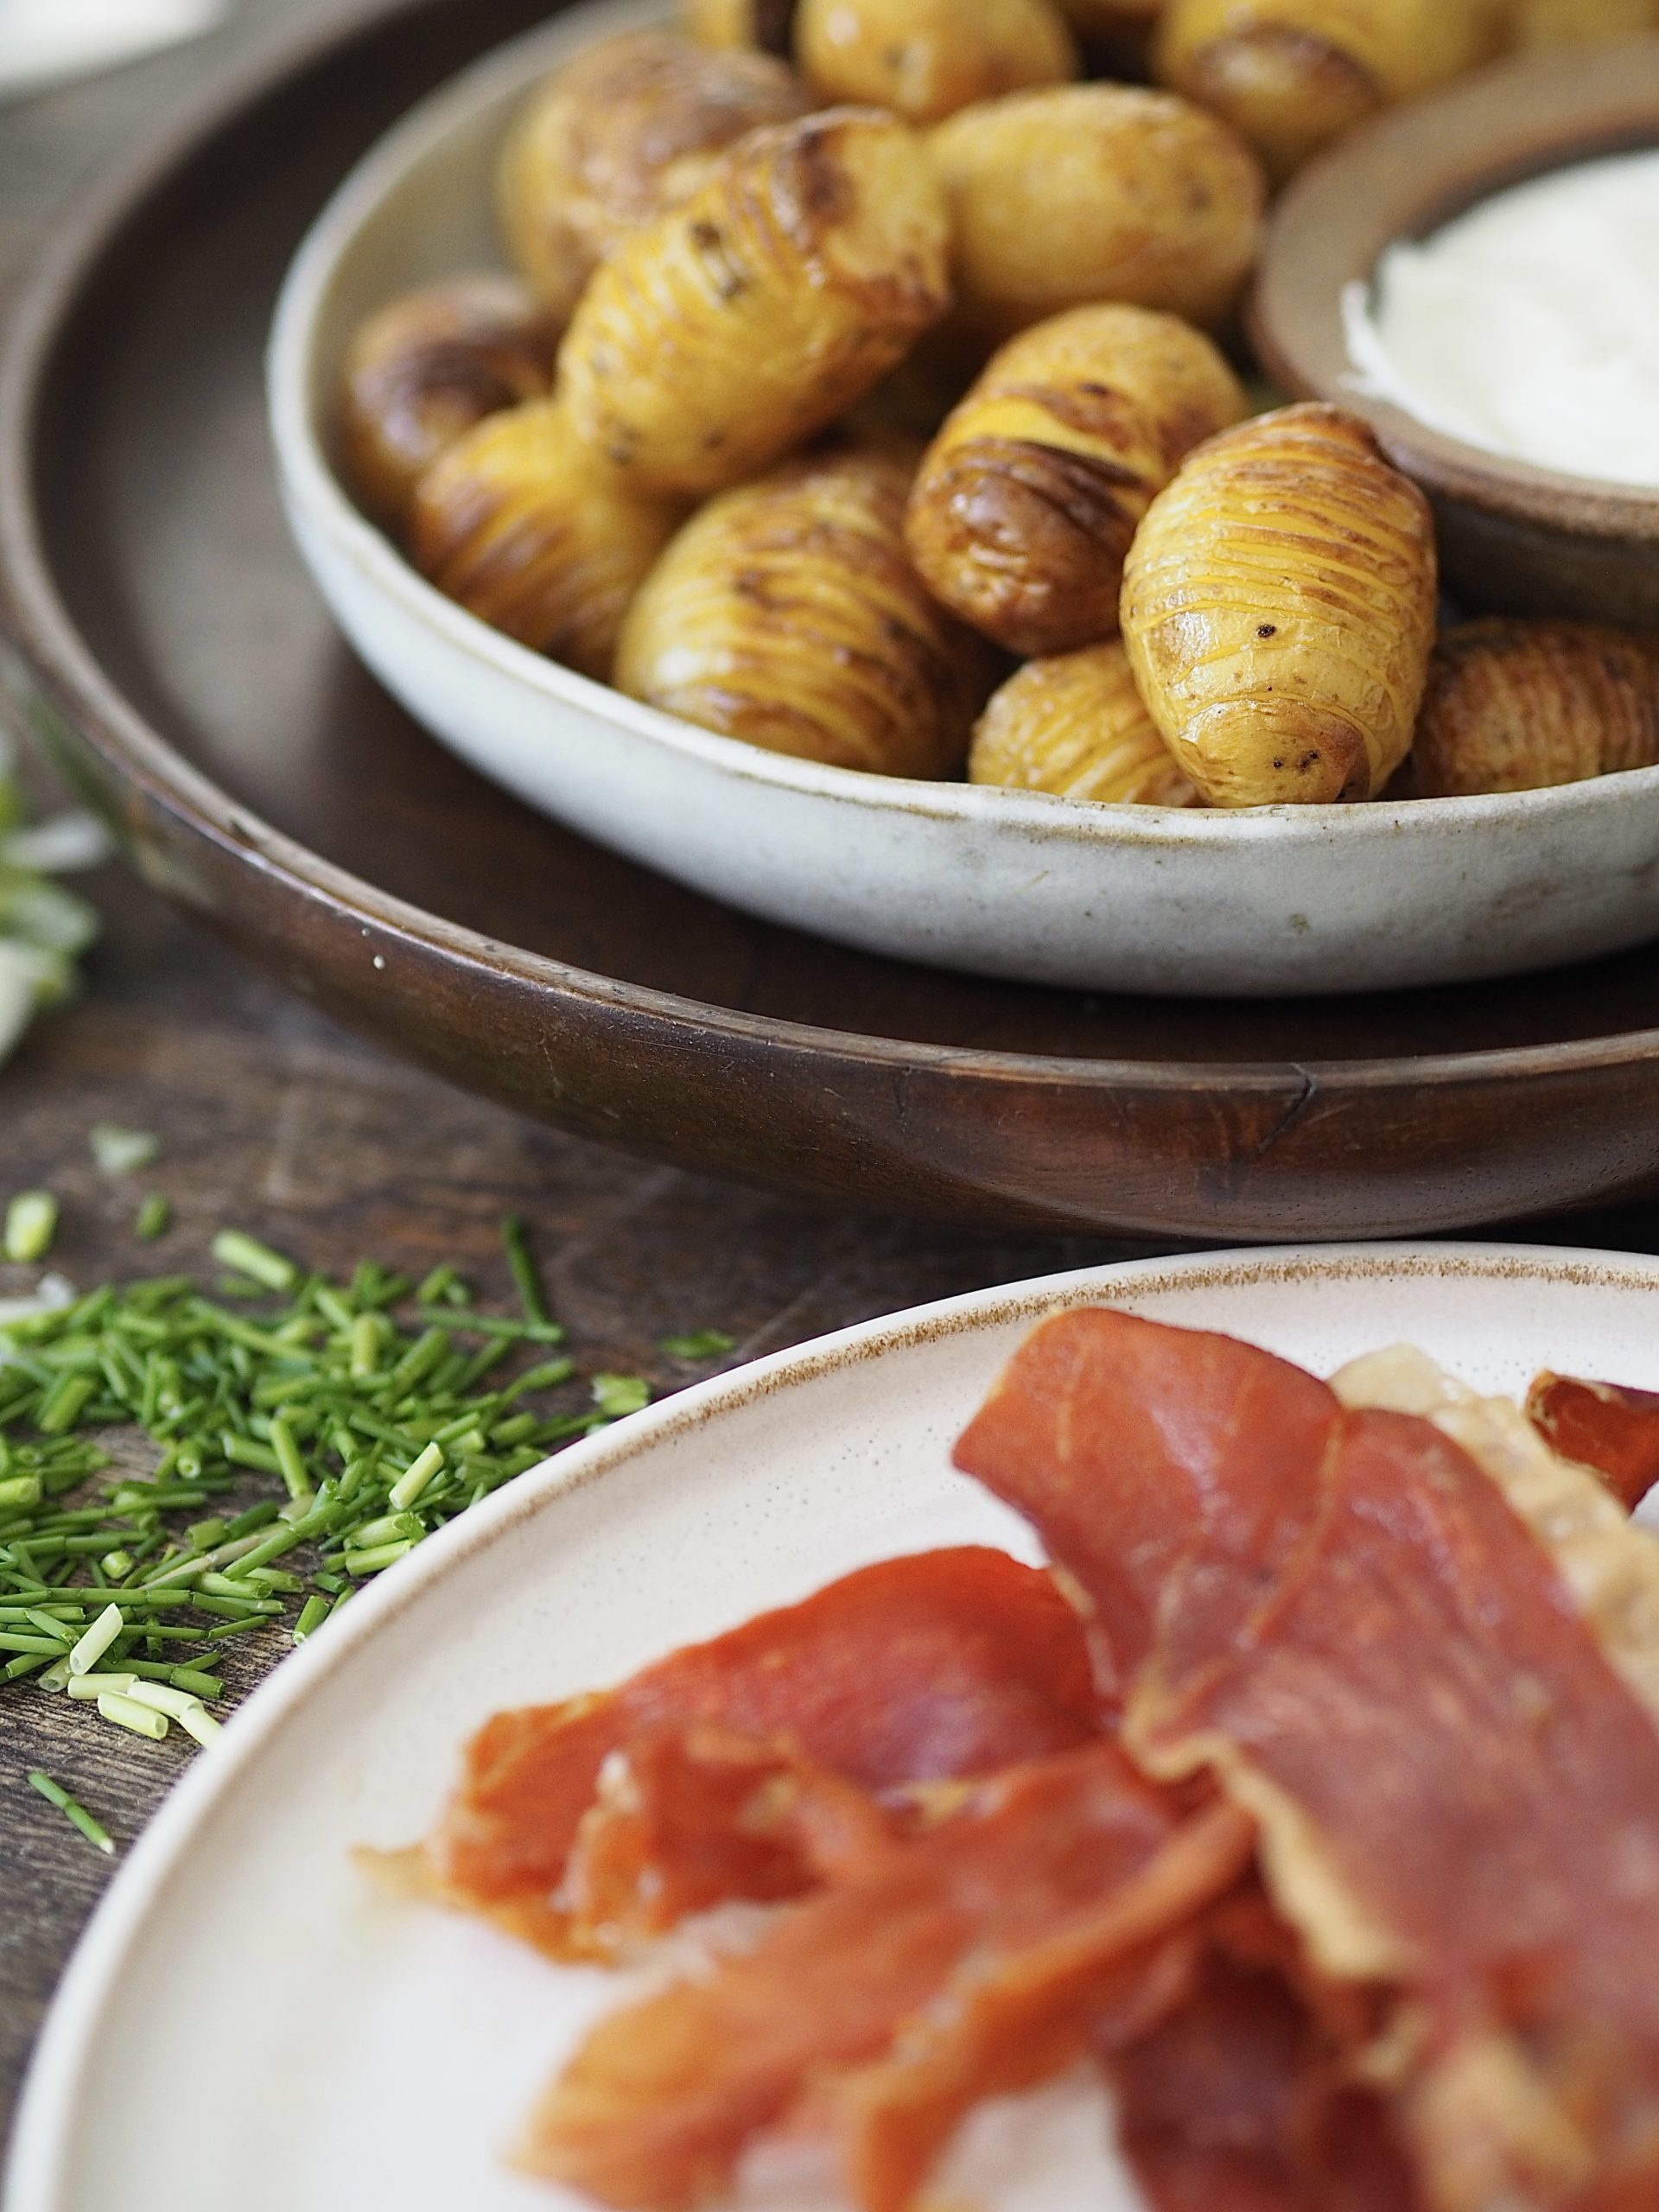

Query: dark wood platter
[1,0,1656,1243]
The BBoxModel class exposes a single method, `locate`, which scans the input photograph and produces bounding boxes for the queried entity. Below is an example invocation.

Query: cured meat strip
[423,1547,1102,1948]
[518,1740,1254,2212]
[1526,1372,1659,1514]
[955,1310,1659,2210]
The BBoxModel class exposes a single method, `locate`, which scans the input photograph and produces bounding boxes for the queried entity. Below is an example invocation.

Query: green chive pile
[0,1218,675,1760]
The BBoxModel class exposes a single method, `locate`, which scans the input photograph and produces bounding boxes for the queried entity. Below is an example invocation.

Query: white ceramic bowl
[266,0,1659,999]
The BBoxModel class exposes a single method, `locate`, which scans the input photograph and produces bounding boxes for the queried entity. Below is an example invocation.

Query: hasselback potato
[1121,404,1438,808]
[558,106,950,499]
[496,32,812,322]
[615,444,995,776]
[929,86,1266,340]
[1414,622,1659,798]
[906,304,1248,657]
[678,0,799,50]
[1154,0,1502,181]
[793,0,1078,125]
[969,645,1198,805]
[337,276,556,529]
[408,399,682,681]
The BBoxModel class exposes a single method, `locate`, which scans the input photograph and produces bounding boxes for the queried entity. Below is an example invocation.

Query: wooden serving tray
[1,0,1656,1243]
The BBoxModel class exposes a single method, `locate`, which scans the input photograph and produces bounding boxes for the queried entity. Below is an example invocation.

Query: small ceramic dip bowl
[1252,37,1659,630]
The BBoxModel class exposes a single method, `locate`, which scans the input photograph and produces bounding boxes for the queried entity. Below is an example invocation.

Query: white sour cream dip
[1343,148,1659,489]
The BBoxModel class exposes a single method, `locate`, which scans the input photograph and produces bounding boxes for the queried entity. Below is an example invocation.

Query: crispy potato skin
[1121,404,1438,808]
[1155,0,1503,181]
[559,107,950,499]
[615,445,995,776]
[794,0,1078,126]
[407,400,682,682]
[1508,0,1656,41]
[678,0,801,51]
[1414,621,1659,798]
[929,86,1265,340]
[337,276,556,530]
[496,32,812,321]
[906,304,1247,657]
[969,644,1199,805]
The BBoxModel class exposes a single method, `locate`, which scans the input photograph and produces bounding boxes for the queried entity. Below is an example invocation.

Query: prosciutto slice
[955,1309,1659,2211]
[421,1547,1102,1948]
[518,1740,1253,2210]
[1527,1372,1659,1514]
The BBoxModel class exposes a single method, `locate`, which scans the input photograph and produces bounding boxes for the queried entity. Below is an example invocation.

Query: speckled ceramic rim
[267,7,1659,861]
[12,1237,1659,2209]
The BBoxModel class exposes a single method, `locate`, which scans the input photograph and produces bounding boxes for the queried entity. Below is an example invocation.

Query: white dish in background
[266,0,1659,1001]
[14,1241,1659,2212]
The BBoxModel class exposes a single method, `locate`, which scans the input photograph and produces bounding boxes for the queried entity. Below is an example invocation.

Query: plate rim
[3,0,1659,1084]
[12,1235,1659,2209]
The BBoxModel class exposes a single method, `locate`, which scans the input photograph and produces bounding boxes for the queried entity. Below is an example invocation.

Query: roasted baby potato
[1413,621,1659,798]
[969,644,1199,805]
[559,107,950,499]
[793,0,1078,125]
[1121,404,1438,807]
[337,276,556,529]
[906,303,1248,657]
[615,445,994,775]
[929,86,1266,340]
[1508,0,1656,41]
[408,400,682,682]
[1155,0,1502,181]
[679,0,800,50]
[496,31,812,320]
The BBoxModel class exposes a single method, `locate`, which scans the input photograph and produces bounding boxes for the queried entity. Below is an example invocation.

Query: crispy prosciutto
[955,1309,1659,2211]
[423,1547,1102,1950]
[517,1740,1255,2210]
[1526,1371,1659,1514]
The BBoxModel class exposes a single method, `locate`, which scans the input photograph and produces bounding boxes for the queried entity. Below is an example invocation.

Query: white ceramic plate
[264,3,1659,1001]
[14,1240,1659,2212]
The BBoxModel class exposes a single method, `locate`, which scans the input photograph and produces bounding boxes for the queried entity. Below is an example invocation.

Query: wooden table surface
[2,0,1658,2172]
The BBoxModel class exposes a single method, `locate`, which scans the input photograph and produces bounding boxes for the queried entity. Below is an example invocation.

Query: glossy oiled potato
[794,0,1078,125]
[1414,622,1659,798]
[338,276,556,528]
[969,644,1198,805]
[1155,0,1502,181]
[408,400,681,682]
[906,304,1248,657]
[496,32,811,321]
[615,446,994,776]
[1509,0,1656,41]
[679,0,799,50]
[1121,404,1438,807]
[559,107,950,499]
[929,86,1266,340]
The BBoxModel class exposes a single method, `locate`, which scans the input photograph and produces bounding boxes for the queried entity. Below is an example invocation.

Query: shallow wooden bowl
[1252,38,1659,630]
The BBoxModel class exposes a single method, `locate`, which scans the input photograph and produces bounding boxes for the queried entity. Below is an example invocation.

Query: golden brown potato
[1154,0,1502,182]
[407,399,682,682]
[1413,621,1659,798]
[679,0,799,50]
[1121,404,1437,807]
[969,644,1198,804]
[929,86,1265,340]
[559,107,950,499]
[337,276,556,529]
[793,0,1078,125]
[615,445,995,775]
[906,303,1247,657]
[496,32,812,320]
[1508,0,1656,42]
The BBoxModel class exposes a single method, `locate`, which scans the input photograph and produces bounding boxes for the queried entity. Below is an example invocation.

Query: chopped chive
[341,1537,416,1575]
[499,1216,549,1328]
[97,1689,168,1739]
[387,1441,443,1512]
[177,1704,222,1747]
[268,1416,310,1503]
[121,1679,203,1721]
[134,1194,171,1243]
[292,1594,329,1641]
[209,1230,298,1294]
[4,1192,59,1264]
[67,1602,123,1675]
[37,1372,95,1433]
[90,1124,161,1178]
[591,1373,652,1419]
[661,1330,736,1362]
[0,1474,42,1510]
[168,1667,222,1699]
[28,1770,114,1855]
[66,1671,138,1701]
